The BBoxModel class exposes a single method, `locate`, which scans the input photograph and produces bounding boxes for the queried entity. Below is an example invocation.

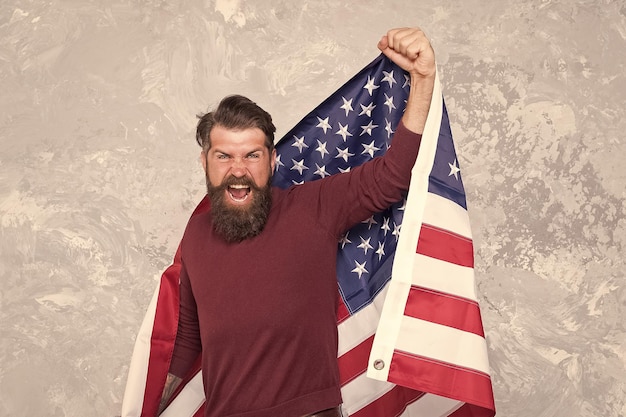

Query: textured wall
[1,1,624,416]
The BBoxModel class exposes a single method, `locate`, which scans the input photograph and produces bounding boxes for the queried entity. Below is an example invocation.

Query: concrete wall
[1,1,624,416]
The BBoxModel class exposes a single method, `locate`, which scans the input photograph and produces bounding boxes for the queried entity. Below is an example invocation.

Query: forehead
[210,125,267,151]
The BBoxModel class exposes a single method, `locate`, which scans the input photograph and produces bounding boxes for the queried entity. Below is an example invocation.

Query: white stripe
[395,317,491,374]
[412,254,477,301]
[423,192,472,239]
[121,280,160,417]
[400,394,464,417]
[337,283,388,355]
[368,71,444,382]
[161,371,205,417]
[340,371,395,415]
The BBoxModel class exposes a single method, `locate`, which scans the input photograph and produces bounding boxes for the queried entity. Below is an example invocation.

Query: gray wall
[1,1,624,416]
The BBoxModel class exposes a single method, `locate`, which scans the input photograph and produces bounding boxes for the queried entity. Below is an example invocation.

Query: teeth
[229,184,249,189]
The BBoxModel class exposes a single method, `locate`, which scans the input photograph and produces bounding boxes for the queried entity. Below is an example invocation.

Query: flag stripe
[416,223,474,268]
[338,334,374,385]
[422,193,472,239]
[404,286,485,337]
[395,317,491,374]
[401,393,464,417]
[350,385,425,417]
[411,254,477,301]
[389,350,495,411]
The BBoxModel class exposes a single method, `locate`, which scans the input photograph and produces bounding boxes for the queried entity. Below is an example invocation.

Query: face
[202,125,276,205]
[202,125,276,242]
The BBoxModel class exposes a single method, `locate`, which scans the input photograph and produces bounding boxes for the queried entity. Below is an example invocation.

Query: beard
[207,174,272,243]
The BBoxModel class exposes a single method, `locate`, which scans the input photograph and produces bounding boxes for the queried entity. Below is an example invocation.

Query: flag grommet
[373,359,385,370]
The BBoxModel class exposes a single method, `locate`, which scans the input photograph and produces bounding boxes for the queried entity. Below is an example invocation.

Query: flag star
[274,154,284,171]
[292,135,309,153]
[384,93,396,113]
[315,140,329,158]
[363,75,380,96]
[316,116,332,134]
[338,166,351,173]
[357,236,374,255]
[382,70,396,88]
[314,163,330,178]
[359,102,376,117]
[361,140,381,158]
[290,158,309,175]
[392,222,402,242]
[339,232,352,249]
[335,122,353,142]
[292,179,305,185]
[335,147,355,162]
[398,199,407,211]
[448,158,461,180]
[360,121,379,137]
[384,118,394,139]
[362,215,378,229]
[376,241,386,260]
[351,260,369,279]
[402,74,410,88]
[381,217,391,235]
[340,96,354,117]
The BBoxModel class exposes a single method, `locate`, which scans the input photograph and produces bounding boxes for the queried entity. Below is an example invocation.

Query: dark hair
[196,95,276,153]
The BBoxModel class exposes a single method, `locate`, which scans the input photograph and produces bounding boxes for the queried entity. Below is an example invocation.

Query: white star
[392,222,402,242]
[360,121,379,137]
[315,140,329,158]
[376,241,386,260]
[335,147,354,162]
[290,159,308,175]
[381,217,391,235]
[384,93,396,113]
[351,260,369,279]
[363,75,380,96]
[357,236,374,255]
[335,122,353,142]
[382,70,396,88]
[359,102,376,117]
[314,163,330,178]
[402,74,410,88]
[292,135,308,153]
[292,179,305,185]
[340,96,354,117]
[274,154,284,171]
[316,116,331,134]
[398,199,407,211]
[448,158,461,180]
[384,118,394,139]
[362,215,378,229]
[339,232,352,249]
[361,140,381,158]
[338,166,351,173]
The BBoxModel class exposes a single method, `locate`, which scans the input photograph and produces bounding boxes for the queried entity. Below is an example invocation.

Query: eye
[216,153,229,160]
[247,152,261,159]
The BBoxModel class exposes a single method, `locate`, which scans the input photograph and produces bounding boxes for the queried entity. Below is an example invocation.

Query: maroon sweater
[170,122,421,417]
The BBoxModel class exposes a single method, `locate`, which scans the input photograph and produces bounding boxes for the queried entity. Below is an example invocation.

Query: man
[161,27,436,417]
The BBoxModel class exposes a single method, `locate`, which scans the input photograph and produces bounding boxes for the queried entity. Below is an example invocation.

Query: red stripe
[350,385,425,417]
[404,287,485,337]
[388,351,495,413]
[417,224,474,267]
[142,259,181,416]
[337,335,374,385]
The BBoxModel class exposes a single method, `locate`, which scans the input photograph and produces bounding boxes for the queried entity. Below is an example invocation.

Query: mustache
[210,175,263,192]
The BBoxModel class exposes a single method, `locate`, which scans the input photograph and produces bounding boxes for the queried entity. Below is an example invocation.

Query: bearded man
[160,27,436,417]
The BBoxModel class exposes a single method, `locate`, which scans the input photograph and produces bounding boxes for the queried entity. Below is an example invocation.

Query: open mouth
[227,184,251,202]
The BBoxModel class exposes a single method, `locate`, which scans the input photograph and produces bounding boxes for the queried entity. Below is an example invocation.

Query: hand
[377,27,435,79]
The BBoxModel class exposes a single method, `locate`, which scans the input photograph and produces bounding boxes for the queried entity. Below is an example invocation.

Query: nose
[229,157,247,178]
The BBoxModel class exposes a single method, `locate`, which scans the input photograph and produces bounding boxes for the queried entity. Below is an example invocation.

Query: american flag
[121,54,496,417]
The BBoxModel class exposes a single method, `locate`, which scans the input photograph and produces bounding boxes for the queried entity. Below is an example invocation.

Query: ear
[200,150,208,174]
[270,148,277,173]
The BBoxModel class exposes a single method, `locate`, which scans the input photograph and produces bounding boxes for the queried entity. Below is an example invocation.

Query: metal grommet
[373,359,385,370]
